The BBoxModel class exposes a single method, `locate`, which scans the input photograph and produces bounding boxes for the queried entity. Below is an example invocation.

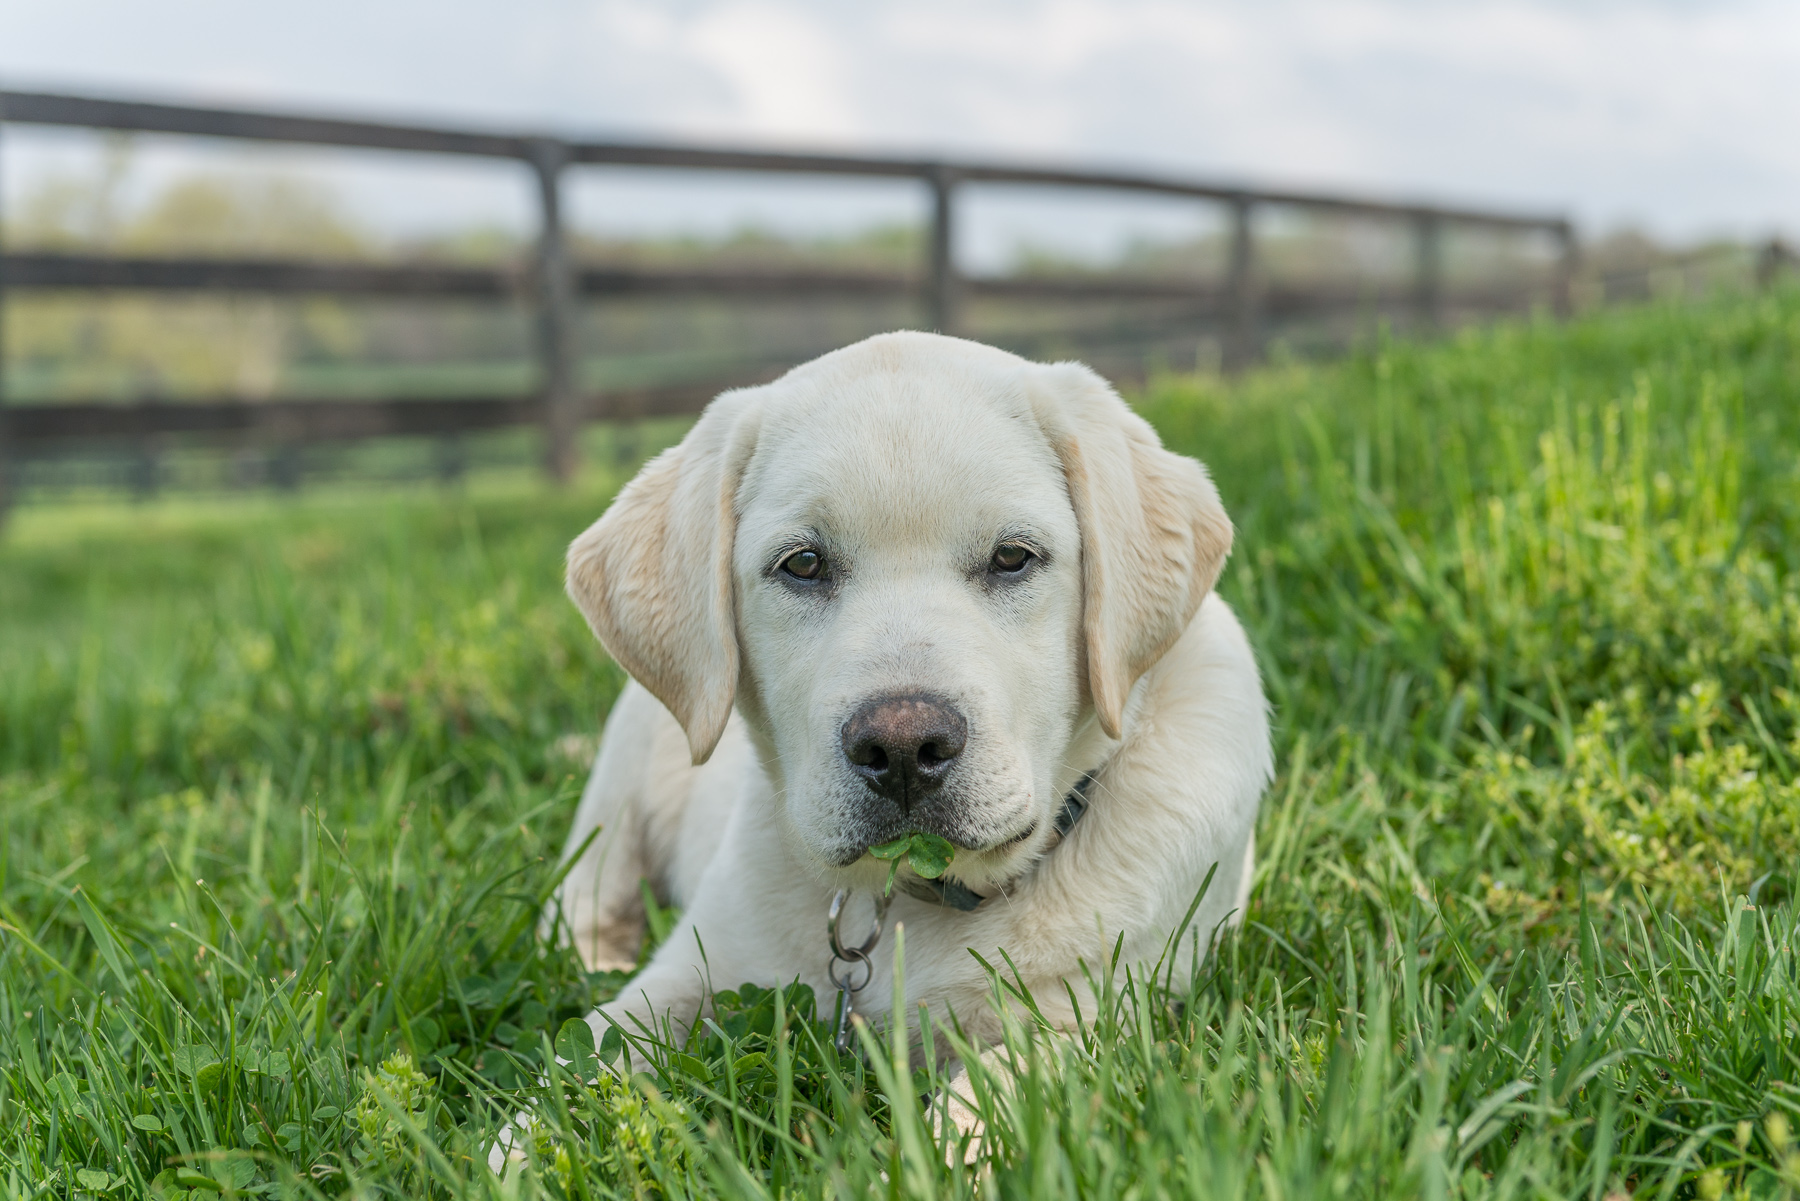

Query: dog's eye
[781,549,825,580]
[991,544,1034,574]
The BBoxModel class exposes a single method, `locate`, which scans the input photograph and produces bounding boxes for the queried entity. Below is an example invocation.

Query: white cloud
[1,0,1795,237]
[683,3,863,140]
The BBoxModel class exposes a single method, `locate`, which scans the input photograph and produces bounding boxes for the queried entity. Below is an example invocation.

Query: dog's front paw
[935,1085,987,1165]
[486,1108,535,1175]
[483,1046,630,1175]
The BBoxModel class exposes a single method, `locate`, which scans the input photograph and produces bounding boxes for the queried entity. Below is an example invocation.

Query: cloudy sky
[2,0,1796,255]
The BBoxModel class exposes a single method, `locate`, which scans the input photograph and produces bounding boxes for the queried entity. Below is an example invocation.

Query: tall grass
[3,293,1798,1198]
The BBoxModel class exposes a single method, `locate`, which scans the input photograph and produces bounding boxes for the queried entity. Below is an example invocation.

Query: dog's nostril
[840,693,968,804]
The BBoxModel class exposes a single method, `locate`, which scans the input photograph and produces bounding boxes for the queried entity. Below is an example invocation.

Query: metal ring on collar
[827,889,889,962]
[828,947,873,993]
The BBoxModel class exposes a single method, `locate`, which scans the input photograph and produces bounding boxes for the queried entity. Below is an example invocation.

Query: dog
[551,331,1271,1114]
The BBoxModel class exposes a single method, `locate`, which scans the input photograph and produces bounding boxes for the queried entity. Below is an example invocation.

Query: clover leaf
[554,1017,597,1074]
[868,833,956,895]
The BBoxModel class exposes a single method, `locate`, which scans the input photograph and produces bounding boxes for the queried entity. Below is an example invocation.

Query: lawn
[3,292,1799,1199]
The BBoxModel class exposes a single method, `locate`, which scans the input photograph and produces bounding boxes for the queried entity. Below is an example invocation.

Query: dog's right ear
[566,396,760,764]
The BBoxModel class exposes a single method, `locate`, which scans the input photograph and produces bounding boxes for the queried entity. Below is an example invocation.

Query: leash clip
[826,889,889,1054]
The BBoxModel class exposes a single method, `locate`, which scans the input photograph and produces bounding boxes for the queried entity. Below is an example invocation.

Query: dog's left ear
[1030,363,1234,739]
[565,392,761,764]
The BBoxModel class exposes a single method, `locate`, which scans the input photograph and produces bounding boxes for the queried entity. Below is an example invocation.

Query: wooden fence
[0,89,1577,509]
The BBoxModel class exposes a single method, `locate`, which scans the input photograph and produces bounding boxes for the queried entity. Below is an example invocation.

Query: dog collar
[895,769,1099,912]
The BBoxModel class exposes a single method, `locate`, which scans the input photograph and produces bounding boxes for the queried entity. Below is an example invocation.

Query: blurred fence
[0,88,1587,509]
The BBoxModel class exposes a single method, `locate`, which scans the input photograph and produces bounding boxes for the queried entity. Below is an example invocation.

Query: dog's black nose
[841,693,967,808]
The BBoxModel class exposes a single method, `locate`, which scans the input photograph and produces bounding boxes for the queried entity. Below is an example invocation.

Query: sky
[2,0,1797,261]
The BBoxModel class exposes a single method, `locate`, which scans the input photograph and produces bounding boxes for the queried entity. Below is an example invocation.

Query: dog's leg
[552,682,698,972]
[584,797,826,1060]
[585,926,713,1059]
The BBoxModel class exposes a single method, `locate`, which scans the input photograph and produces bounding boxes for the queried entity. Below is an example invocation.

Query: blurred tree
[5,145,370,400]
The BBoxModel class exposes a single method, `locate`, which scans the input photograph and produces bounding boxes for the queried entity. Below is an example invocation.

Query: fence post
[1755,237,1790,292]
[530,138,581,484]
[926,165,960,336]
[1553,221,1580,317]
[435,433,468,486]
[1224,196,1259,371]
[129,437,162,500]
[1413,212,1444,334]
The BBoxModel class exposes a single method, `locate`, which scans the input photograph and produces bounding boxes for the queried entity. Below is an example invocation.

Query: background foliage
[3,291,1799,1198]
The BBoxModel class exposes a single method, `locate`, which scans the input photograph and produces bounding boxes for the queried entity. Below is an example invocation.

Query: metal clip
[826,888,889,1054]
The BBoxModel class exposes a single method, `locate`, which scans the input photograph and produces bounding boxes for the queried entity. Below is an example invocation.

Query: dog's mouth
[987,820,1038,852]
[828,819,1038,869]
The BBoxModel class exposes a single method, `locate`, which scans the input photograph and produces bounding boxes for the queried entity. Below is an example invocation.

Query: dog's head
[567,333,1231,894]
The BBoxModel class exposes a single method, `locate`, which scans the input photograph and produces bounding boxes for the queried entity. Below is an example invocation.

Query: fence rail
[5,250,1554,309]
[0,87,1579,511]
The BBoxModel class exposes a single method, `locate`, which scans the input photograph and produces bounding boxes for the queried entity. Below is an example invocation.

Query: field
[3,292,1799,1199]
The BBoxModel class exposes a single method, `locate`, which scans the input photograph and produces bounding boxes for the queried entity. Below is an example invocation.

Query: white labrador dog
[554,331,1270,1075]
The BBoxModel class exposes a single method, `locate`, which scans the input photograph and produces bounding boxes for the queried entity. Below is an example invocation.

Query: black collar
[896,769,1099,912]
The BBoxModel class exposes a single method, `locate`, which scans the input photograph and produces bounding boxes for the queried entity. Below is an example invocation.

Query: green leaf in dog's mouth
[867,832,957,895]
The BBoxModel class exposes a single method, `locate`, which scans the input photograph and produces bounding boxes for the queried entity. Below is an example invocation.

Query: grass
[3,291,1799,1199]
